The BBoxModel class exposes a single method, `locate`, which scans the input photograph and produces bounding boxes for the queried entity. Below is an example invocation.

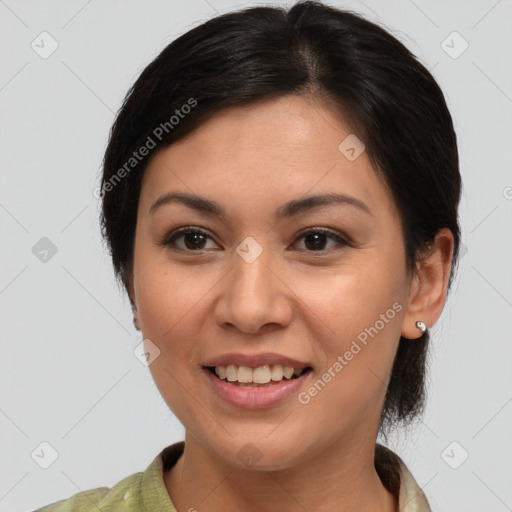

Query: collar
[375,443,432,511]
[140,441,431,511]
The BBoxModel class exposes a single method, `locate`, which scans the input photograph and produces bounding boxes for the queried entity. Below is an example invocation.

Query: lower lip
[203,368,312,409]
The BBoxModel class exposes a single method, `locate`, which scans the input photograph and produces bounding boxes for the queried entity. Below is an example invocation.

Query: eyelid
[294,226,351,244]
[161,225,352,253]
[161,226,218,248]
[293,227,353,252]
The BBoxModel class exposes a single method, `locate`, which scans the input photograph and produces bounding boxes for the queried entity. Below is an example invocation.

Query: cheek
[133,231,208,329]
[297,286,402,440]
[291,260,404,409]
[133,258,202,350]
[133,264,208,414]
[293,259,404,341]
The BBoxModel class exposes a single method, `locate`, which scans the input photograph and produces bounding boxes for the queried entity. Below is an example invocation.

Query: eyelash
[160,226,352,253]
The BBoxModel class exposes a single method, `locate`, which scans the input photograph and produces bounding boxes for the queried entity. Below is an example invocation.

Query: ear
[401,227,454,339]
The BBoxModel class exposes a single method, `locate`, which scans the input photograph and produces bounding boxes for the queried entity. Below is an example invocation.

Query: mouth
[203,364,314,387]
[202,363,314,409]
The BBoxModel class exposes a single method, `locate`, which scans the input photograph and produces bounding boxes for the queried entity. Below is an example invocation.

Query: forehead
[139,95,396,221]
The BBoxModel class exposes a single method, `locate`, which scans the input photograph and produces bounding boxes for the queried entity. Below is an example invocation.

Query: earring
[416,321,427,333]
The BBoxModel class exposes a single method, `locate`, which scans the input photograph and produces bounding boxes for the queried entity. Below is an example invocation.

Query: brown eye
[295,229,350,252]
[163,228,217,251]
[161,227,351,253]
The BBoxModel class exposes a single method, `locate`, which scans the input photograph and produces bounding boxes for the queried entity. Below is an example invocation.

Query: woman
[35,1,460,510]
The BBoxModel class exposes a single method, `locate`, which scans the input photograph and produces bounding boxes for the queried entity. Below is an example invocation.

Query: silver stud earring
[416,321,427,333]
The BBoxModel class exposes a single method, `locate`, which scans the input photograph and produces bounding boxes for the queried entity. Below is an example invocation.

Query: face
[130,94,414,470]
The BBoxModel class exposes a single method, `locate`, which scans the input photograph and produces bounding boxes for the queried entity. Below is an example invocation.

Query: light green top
[33,442,431,511]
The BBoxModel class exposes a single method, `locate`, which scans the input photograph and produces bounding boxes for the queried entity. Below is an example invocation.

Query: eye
[293,228,351,252]
[161,227,351,253]
[161,227,218,251]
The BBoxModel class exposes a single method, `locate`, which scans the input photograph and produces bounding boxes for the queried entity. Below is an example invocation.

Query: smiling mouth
[203,366,313,388]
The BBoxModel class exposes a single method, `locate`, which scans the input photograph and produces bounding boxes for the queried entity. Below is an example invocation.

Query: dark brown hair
[99,0,461,435]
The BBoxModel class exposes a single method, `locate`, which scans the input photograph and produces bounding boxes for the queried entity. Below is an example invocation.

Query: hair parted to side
[99,0,461,436]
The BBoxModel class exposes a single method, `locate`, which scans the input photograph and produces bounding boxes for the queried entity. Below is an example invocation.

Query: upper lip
[202,352,312,369]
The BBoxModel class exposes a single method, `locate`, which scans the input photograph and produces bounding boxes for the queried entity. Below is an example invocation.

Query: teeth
[283,366,294,379]
[212,364,307,384]
[226,364,238,382]
[215,366,226,380]
[237,365,252,383]
[270,365,284,381]
[253,365,271,384]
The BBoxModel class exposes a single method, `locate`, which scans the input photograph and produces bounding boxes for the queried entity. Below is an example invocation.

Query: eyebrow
[149,191,372,219]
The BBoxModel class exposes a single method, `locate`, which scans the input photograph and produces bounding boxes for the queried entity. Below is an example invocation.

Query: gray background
[1,1,511,511]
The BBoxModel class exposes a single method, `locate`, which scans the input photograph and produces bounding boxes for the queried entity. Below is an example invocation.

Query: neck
[164,433,398,512]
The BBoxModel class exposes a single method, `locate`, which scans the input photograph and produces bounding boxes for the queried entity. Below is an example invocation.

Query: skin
[129,94,454,512]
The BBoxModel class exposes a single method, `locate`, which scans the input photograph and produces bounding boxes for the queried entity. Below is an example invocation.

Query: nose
[214,245,294,335]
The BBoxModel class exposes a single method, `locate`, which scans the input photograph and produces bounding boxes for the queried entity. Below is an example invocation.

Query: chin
[208,432,310,472]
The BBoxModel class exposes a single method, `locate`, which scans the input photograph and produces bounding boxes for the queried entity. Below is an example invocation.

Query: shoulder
[32,472,143,512]
[32,487,110,512]
[32,442,184,512]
